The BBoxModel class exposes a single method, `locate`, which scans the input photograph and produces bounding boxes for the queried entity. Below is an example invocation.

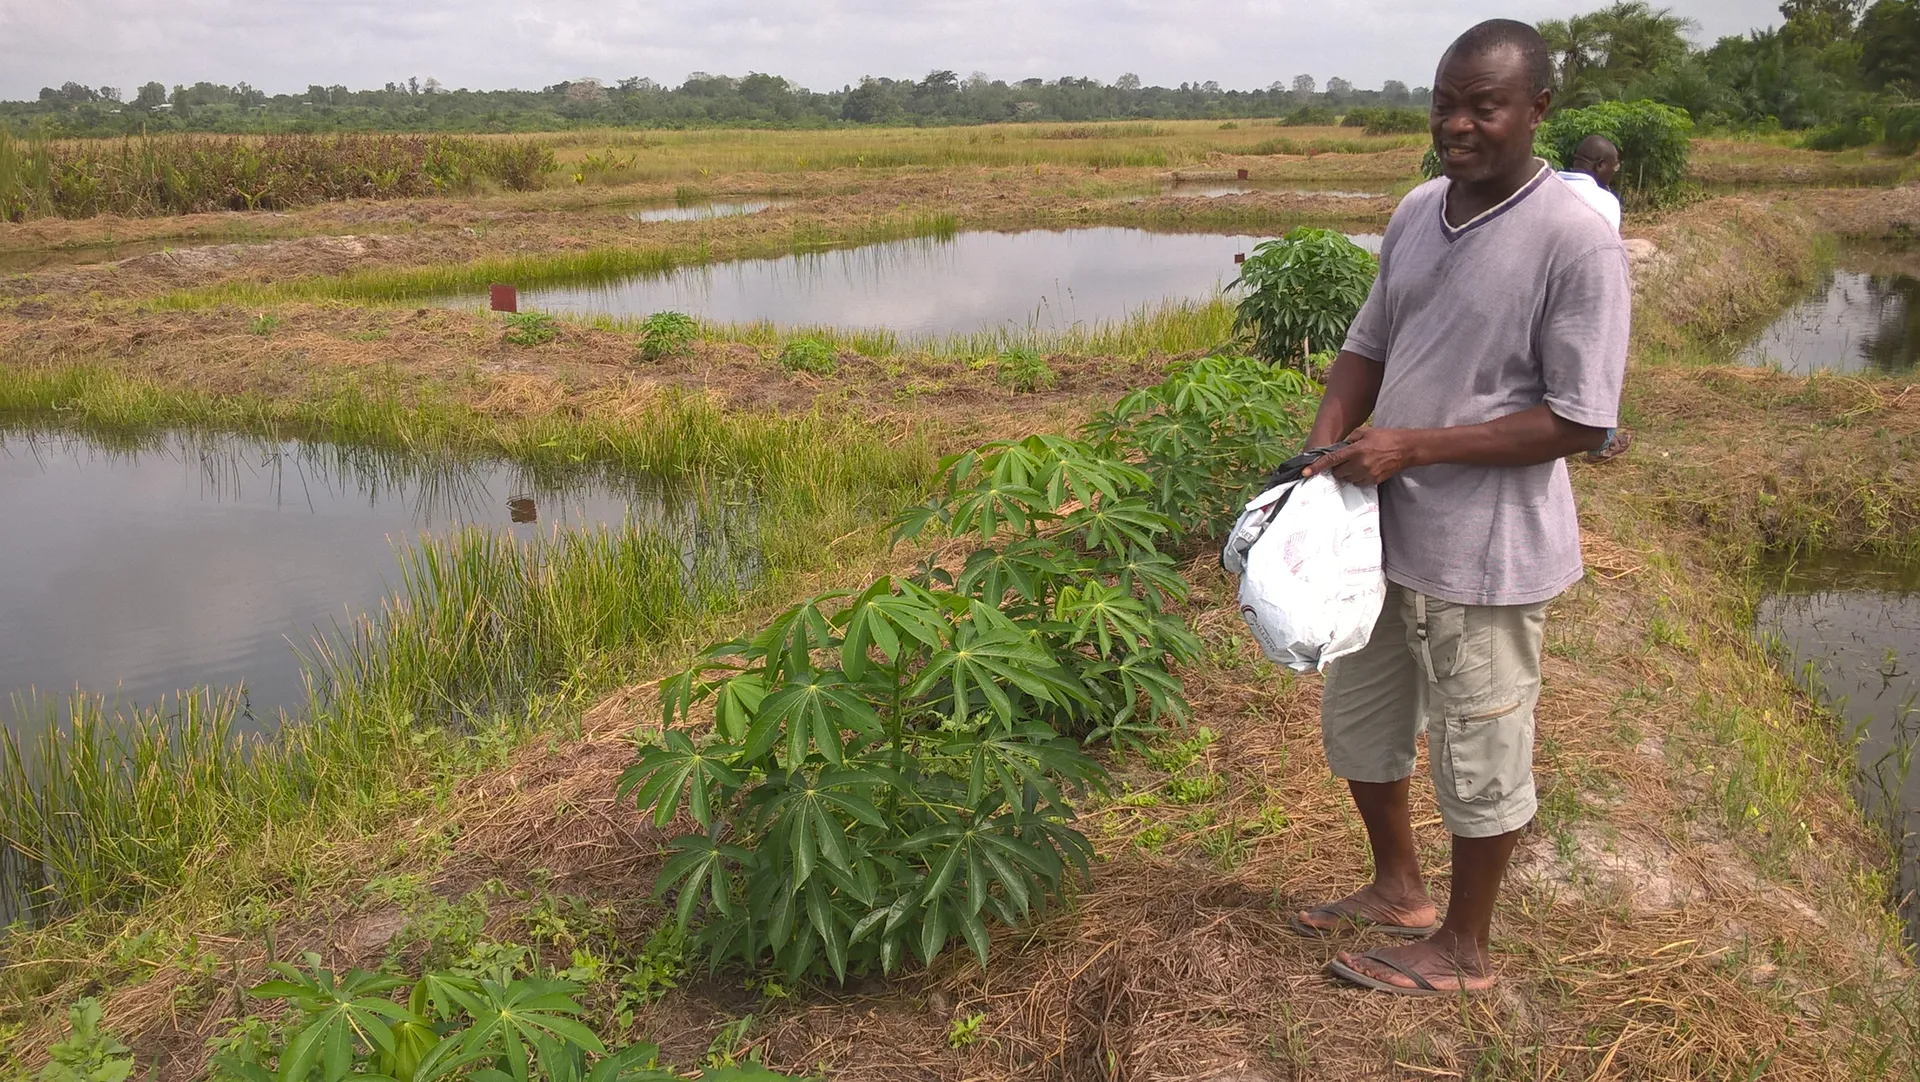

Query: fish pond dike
[1738,241,1918,375]
[0,429,758,925]
[1756,554,1920,943]
[444,226,1384,341]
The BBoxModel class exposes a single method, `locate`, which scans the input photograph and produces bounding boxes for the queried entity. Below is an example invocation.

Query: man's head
[1569,134,1621,189]
[1431,19,1553,186]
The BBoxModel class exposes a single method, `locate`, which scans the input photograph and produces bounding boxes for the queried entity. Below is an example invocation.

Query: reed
[0,129,554,219]
[0,524,737,924]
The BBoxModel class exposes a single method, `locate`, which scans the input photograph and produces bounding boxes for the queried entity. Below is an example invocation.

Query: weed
[36,999,131,1082]
[1135,824,1172,852]
[947,1012,987,1049]
[636,311,698,361]
[613,925,686,1027]
[1166,772,1226,804]
[705,1015,756,1068]
[990,347,1057,393]
[503,311,560,346]
[246,313,280,336]
[777,337,836,375]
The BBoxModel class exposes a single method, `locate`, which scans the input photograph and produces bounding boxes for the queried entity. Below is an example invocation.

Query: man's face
[1429,46,1549,185]
[1572,149,1620,187]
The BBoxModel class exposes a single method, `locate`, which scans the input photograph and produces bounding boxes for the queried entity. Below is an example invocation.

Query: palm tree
[1539,13,1608,105]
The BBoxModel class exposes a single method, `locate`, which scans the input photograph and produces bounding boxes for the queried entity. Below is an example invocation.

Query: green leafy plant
[1084,354,1316,539]
[38,999,132,1082]
[1228,228,1378,368]
[636,312,698,361]
[777,339,836,375]
[990,348,1057,394]
[503,312,560,347]
[208,954,797,1082]
[946,1012,986,1049]
[248,313,280,336]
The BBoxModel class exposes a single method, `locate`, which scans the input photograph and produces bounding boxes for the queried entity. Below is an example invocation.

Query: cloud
[0,0,1783,99]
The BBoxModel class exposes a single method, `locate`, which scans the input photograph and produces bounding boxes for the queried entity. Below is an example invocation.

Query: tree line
[2,72,1427,138]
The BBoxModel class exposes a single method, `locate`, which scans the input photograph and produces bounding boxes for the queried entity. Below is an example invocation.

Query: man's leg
[1332,594,1547,991]
[1296,586,1435,934]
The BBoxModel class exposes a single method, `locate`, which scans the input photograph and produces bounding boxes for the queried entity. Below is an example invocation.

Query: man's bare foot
[1292,884,1440,937]
[1330,932,1497,995]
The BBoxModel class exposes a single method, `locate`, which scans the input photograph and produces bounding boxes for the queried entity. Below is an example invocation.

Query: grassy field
[0,126,1917,1080]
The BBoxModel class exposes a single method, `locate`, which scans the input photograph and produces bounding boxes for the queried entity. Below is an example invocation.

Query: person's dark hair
[1443,19,1553,97]
[1575,133,1620,162]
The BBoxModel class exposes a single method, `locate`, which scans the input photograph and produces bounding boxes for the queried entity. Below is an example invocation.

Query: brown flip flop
[1327,949,1493,997]
[1290,906,1440,939]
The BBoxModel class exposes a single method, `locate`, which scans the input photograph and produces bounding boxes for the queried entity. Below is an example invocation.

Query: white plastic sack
[1231,472,1385,673]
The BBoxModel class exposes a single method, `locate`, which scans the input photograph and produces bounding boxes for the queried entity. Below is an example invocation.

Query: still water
[1757,557,1920,941]
[630,199,785,223]
[1739,255,1919,374]
[454,227,1383,339]
[0,431,714,728]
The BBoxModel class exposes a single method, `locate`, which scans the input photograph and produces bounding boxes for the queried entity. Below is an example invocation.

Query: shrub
[1538,100,1693,199]
[1229,227,1378,368]
[503,312,560,346]
[38,998,131,1082]
[1278,105,1338,126]
[617,359,1317,983]
[1342,107,1427,134]
[992,347,1057,393]
[637,311,698,361]
[777,338,836,375]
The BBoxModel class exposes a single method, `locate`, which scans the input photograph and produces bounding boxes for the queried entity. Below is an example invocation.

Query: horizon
[0,0,1786,103]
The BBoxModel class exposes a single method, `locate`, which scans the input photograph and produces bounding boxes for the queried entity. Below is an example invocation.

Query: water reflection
[0,431,738,727]
[1757,556,1920,942]
[1166,182,1388,199]
[452,227,1383,339]
[1739,266,1920,375]
[631,199,785,223]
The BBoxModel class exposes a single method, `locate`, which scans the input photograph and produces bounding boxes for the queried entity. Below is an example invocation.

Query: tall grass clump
[0,524,735,925]
[0,129,554,219]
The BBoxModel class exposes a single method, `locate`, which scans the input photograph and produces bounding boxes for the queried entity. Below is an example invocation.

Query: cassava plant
[622,435,1203,982]
[1228,227,1378,369]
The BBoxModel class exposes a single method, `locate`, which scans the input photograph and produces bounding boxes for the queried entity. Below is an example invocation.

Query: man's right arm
[1305,350,1385,447]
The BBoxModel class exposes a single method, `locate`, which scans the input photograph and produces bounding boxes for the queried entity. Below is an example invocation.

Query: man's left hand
[1302,428,1424,485]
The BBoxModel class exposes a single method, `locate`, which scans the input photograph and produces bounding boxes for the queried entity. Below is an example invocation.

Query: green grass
[150,212,961,309]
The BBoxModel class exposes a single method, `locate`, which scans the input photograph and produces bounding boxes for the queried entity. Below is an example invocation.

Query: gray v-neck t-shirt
[1340,165,1631,607]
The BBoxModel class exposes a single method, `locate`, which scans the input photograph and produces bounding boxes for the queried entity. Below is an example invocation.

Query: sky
[0,0,1787,101]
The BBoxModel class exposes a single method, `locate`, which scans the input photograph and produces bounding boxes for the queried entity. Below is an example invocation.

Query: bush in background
[1538,99,1694,199]
[1229,227,1378,369]
[1341,106,1428,134]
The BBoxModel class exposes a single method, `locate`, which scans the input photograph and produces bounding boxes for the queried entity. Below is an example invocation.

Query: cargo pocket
[1443,699,1530,805]
[1408,594,1497,704]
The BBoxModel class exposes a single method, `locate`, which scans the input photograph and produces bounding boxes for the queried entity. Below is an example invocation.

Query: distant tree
[422,77,443,94]
[98,86,121,102]
[1201,79,1222,93]
[917,69,959,97]
[133,81,167,109]
[1325,75,1353,99]
[1292,74,1316,95]
[1541,2,1696,105]
[1382,78,1411,103]
[1859,0,1920,91]
[841,77,894,122]
[1115,72,1141,90]
[1779,0,1865,47]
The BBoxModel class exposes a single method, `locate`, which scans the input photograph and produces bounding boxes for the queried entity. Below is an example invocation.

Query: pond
[1739,247,1919,375]
[1757,555,1920,942]
[0,431,732,732]
[630,199,786,223]
[451,227,1383,340]
[1165,181,1389,199]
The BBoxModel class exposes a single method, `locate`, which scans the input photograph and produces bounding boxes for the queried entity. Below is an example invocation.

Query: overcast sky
[0,0,1785,101]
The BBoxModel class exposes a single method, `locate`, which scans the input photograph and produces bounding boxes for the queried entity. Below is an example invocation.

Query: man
[1559,134,1621,232]
[1559,134,1635,463]
[1287,19,1629,996]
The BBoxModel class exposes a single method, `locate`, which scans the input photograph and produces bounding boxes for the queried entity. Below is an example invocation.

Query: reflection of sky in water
[1758,558,1920,943]
[1166,183,1387,199]
[0,432,711,727]
[468,228,1382,340]
[630,200,784,222]
[1739,269,1919,375]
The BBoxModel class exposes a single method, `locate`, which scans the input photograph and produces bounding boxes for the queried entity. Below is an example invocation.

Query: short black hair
[1576,133,1620,161]
[1443,19,1553,97]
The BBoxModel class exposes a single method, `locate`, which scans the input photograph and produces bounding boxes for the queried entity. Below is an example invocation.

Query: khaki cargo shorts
[1321,582,1548,838]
